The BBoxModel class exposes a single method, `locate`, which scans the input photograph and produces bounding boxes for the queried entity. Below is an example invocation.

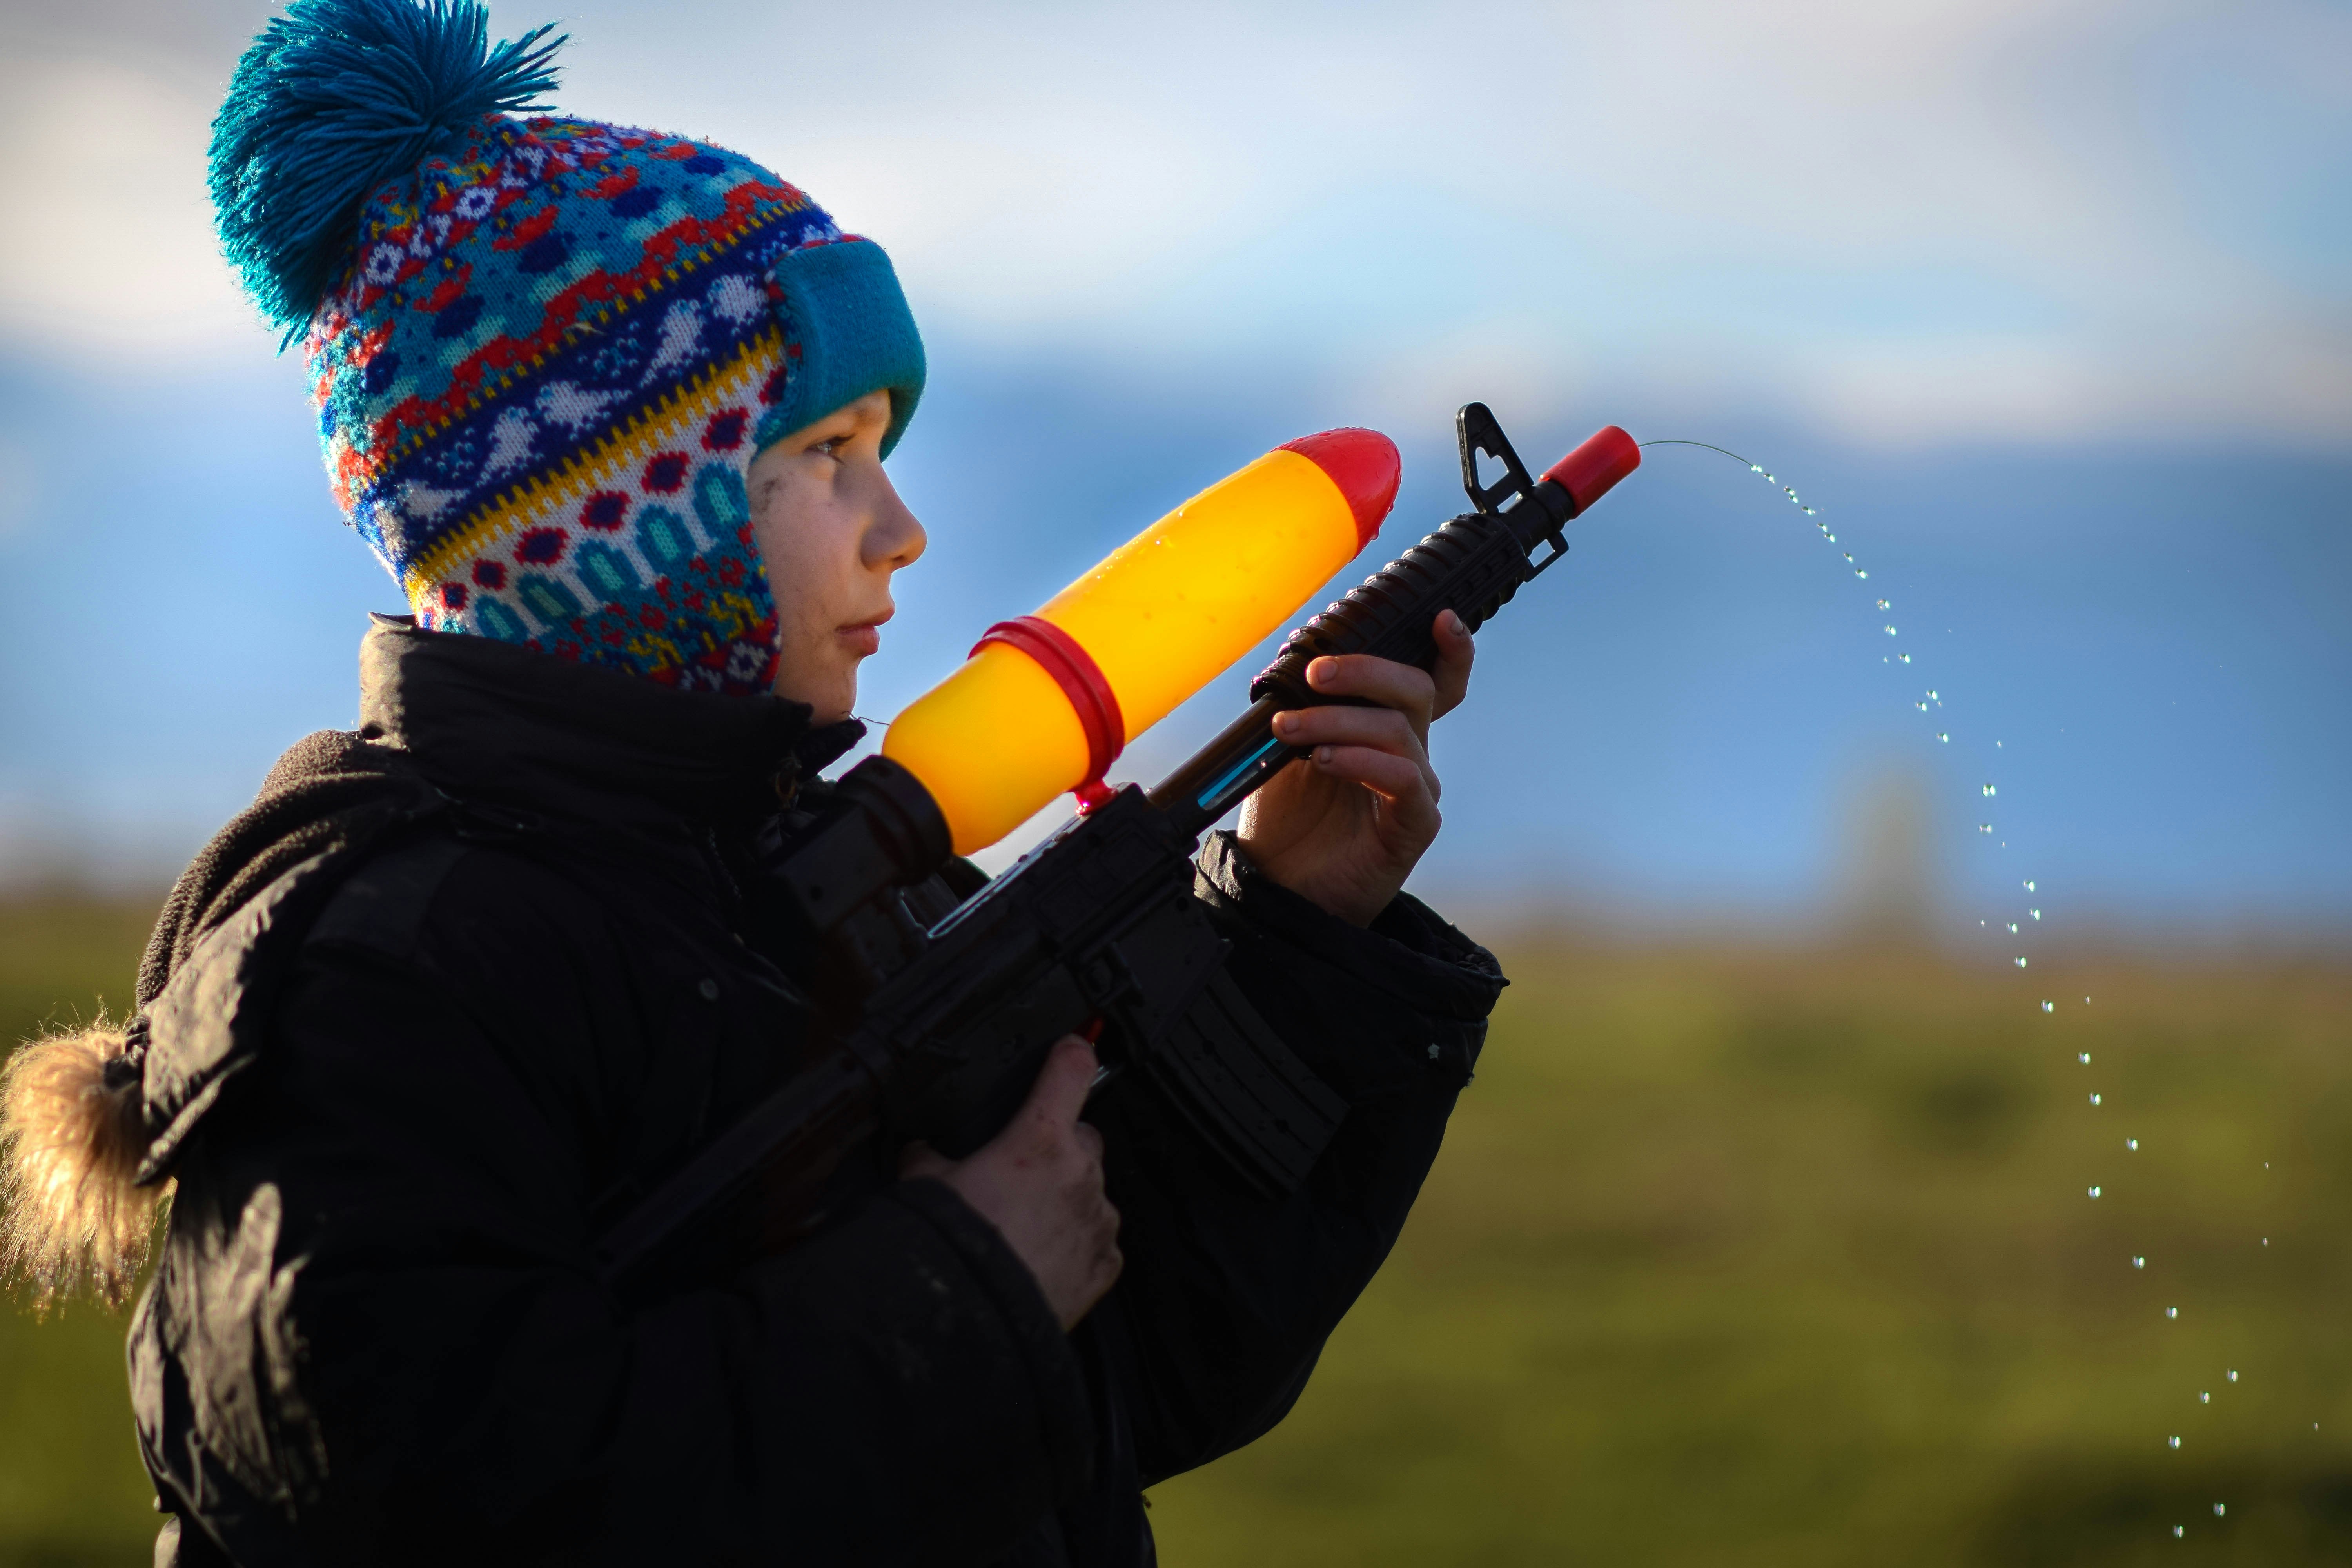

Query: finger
[1021,1034,1100,1132]
[1304,655,1437,736]
[1309,744,1441,821]
[898,1140,953,1180]
[1273,703,1428,764]
[1072,1120,1105,1163]
[1429,609,1475,720]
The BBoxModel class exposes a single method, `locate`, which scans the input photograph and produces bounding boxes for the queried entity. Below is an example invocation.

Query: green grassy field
[3,895,2347,1564]
[0,895,167,1566]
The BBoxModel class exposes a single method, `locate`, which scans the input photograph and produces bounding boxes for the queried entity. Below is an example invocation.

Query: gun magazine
[1138,966,1348,1198]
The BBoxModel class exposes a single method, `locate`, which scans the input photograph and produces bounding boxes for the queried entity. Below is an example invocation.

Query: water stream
[1648,438,2259,1546]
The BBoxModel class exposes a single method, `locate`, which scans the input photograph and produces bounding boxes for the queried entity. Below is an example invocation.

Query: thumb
[1021,1034,1099,1134]
[898,1139,953,1180]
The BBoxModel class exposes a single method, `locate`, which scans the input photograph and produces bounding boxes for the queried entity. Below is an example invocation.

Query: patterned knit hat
[209,0,926,695]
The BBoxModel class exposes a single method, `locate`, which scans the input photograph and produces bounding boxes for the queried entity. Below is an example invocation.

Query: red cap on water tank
[1279,427,1400,548]
[1540,426,1641,515]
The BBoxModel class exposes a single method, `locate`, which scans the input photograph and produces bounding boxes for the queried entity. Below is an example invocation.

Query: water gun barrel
[1152,410,1639,831]
[883,430,1400,854]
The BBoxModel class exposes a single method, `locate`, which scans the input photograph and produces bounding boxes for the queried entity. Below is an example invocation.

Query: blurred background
[0,0,2346,1562]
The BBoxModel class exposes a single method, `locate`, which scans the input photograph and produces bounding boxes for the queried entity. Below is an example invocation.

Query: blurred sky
[0,0,2345,937]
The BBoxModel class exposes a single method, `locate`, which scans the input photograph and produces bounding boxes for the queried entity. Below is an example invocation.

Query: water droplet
[1763,472,1775,482]
[2083,995,2090,1003]
[1916,701,1929,711]
[2200,1391,2210,1403]
[1926,689,1939,700]
[2174,1524,2185,1538]
[2132,1255,2145,1267]
[2128,1138,2139,1151]
[1996,740,2004,748]
[2088,1186,2102,1198]
[2227,1369,2238,1382]
[2090,1093,2102,1104]
[1899,653,1911,662]
[2016,956,2029,968]
[2261,1238,2268,1247]
[1804,507,1817,516]
[2031,909,2042,920]
[1937,732,1950,742]
[2167,1307,2180,1319]
[1876,599,1890,610]
[2080,1053,2092,1065]
[1979,823,1993,833]
[1750,464,1764,474]
[1884,624,1898,636]
[2041,1000,2054,1013]
[2214,1504,2225,1517]
[1855,569,1869,578]
[2169,1435,2181,1448]
[2025,880,2036,891]
[2008,922,2019,933]
[1982,783,1997,796]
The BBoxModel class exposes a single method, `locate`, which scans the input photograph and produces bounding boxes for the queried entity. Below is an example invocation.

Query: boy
[0,1,1503,1562]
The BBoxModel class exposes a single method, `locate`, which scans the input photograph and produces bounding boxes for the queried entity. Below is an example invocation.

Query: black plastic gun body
[594,404,1641,1299]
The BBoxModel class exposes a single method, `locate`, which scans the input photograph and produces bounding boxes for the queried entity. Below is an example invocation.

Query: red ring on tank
[973,615,1126,809]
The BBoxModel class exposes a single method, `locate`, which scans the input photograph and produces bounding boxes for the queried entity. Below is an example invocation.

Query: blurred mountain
[0,339,2347,938]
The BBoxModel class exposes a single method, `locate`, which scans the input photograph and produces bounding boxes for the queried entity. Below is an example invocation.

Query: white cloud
[0,0,2344,444]
[0,58,261,357]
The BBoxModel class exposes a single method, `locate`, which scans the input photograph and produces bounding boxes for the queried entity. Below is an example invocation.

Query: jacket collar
[356,617,862,835]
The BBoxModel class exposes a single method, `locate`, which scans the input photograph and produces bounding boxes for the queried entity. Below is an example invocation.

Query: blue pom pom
[209,0,563,341]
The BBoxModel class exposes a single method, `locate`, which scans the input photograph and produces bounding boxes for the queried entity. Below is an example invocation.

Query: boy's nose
[869,477,926,568]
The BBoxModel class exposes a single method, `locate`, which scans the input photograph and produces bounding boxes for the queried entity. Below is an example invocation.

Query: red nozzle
[1540,426,1641,516]
[1279,427,1401,548]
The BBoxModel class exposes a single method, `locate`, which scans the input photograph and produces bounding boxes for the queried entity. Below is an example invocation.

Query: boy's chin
[768,664,857,726]
[797,682,858,727]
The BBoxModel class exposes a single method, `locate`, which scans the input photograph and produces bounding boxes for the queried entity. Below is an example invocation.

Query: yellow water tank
[883,428,1399,853]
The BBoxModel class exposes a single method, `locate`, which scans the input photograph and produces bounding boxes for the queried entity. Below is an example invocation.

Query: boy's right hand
[898,1035,1123,1330]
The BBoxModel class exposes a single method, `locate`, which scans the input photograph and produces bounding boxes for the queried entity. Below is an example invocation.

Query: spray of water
[1641,435,2255,1534]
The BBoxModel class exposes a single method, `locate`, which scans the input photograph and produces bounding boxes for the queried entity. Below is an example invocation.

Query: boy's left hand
[1236,610,1475,927]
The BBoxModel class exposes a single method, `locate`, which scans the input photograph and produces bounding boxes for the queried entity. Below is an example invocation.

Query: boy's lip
[837,607,892,656]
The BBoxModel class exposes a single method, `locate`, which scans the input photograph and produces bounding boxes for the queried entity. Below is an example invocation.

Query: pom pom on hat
[210,0,564,337]
[210,0,928,697]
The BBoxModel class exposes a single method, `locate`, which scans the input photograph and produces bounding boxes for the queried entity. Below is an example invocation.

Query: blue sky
[0,0,2345,938]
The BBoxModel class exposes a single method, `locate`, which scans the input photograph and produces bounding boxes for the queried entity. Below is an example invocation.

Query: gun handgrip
[1247,510,1535,710]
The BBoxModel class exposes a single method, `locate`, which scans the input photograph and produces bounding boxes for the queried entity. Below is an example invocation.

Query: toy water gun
[596,405,1641,1296]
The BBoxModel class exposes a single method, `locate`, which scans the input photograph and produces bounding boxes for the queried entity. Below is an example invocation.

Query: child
[0,1,1504,1562]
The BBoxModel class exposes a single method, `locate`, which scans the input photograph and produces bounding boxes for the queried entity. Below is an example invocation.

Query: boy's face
[746,390,926,724]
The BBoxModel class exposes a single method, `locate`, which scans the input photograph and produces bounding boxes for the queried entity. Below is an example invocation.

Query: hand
[1236,610,1476,927]
[899,1035,1122,1330]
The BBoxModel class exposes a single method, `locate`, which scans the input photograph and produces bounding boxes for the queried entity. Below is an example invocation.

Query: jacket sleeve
[136,846,1090,1567]
[1087,831,1506,1485]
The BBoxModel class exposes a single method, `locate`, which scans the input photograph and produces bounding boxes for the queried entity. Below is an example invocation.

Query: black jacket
[127,619,1505,1566]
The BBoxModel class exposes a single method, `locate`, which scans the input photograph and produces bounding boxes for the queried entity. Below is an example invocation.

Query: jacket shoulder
[303,830,475,964]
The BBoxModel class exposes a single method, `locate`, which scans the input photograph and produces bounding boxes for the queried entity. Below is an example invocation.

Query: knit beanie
[209,0,926,695]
